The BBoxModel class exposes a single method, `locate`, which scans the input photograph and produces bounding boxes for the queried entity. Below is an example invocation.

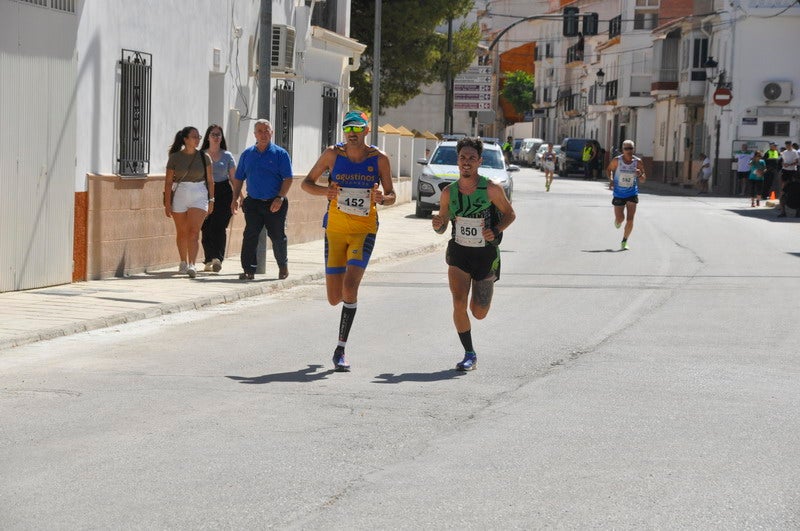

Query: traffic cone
[769,191,776,200]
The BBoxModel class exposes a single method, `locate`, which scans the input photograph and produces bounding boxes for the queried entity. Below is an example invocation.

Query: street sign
[454,102,492,110]
[454,84,491,92]
[713,88,732,107]
[453,92,491,101]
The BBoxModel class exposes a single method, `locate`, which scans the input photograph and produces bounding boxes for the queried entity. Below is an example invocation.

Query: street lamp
[703,56,730,89]
[596,68,605,88]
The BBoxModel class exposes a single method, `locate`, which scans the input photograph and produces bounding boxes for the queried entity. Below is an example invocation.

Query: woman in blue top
[748,150,765,207]
[200,124,238,272]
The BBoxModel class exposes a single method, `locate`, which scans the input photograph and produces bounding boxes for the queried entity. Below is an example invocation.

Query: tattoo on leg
[472,279,494,307]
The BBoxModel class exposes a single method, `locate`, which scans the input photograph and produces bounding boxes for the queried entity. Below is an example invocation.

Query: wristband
[208,197,215,202]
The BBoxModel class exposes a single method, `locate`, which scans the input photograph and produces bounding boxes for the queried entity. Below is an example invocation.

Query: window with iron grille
[310,0,338,32]
[13,0,75,12]
[321,86,338,148]
[609,15,622,38]
[545,43,553,58]
[274,79,295,158]
[118,49,152,176]
[634,11,658,30]
[763,121,790,137]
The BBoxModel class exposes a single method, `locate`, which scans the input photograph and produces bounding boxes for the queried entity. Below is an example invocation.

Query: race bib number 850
[455,217,485,247]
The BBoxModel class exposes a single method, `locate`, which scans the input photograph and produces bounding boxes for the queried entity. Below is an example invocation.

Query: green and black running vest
[446,175,502,245]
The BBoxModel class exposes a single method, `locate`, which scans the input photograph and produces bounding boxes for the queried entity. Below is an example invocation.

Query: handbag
[163,151,199,205]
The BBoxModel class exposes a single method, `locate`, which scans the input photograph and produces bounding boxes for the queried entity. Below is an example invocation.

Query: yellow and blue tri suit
[323,143,382,274]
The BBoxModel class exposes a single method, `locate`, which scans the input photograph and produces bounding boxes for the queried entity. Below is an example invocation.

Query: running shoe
[621,240,629,250]
[332,347,350,372]
[203,262,214,272]
[614,220,622,229]
[239,271,254,280]
[178,261,188,274]
[456,351,477,371]
[546,183,550,192]
[186,263,197,278]
[211,258,222,272]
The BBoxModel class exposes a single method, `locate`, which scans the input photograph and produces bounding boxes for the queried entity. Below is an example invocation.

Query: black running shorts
[612,195,639,206]
[446,240,500,281]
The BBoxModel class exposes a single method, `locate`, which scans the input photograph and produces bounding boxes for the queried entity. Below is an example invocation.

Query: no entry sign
[713,88,732,107]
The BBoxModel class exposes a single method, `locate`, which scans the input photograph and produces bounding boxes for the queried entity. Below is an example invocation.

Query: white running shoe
[178,261,188,274]
[186,263,197,278]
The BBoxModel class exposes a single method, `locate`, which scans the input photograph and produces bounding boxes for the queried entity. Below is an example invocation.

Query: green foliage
[502,70,535,114]
[350,0,479,110]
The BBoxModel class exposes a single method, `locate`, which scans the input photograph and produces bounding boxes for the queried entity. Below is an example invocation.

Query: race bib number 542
[337,188,371,216]
[618,170,636,188]
[455,217,485,247]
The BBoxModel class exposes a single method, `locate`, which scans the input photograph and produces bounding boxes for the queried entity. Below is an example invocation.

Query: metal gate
[0,2,77,291]
[274,79,295,157]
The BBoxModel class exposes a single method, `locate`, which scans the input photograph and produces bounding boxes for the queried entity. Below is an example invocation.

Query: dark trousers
[762,169,776,198]
[584,161,593,179]
[201,180,234,263]
[241,196,288,274]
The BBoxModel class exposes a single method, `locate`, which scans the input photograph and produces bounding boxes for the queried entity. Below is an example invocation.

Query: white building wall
[705,3,800,163]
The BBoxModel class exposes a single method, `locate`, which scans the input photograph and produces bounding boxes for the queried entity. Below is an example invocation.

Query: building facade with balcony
[0,0,363,290]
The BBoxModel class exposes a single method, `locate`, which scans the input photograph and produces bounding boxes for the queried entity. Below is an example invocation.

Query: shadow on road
[726,207,799,223]
[227,364,334,384]
[372,369,465,384]
[581,248,626,253]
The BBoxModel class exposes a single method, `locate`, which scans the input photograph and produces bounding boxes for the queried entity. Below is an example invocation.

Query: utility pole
[370,0,382,146]
[444,16,453,135]
[255,0,272,274]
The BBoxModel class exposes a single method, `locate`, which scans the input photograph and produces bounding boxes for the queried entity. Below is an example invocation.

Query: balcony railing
[566,43,584,64]
[609,15,622,39]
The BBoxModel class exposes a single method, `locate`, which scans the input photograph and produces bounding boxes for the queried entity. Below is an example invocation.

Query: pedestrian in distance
[748,150,766,207]
[232,119,293,281]
[582,141,596,180]
[431,137,516,371]
[200,124,238,273]
[607,139,646,250]
[164,126,214,278]
[763,141,780,199]
[782,141,800,183]
[698,153,711,194]
[502,136,513,164]
[734,143,752,196]
[301,111,396,372]
[542,142,557,192]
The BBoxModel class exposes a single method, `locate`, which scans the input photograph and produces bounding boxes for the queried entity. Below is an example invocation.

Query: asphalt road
[2,168,799,529]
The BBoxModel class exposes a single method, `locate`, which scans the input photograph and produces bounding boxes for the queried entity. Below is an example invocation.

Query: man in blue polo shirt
[231,119,294,280]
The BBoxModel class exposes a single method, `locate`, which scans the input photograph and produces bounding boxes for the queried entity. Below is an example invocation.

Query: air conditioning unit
[762,81,792,103]
[271,24,296,74]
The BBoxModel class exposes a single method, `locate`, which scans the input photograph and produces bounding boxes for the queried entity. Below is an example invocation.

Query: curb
[0,241,447,351]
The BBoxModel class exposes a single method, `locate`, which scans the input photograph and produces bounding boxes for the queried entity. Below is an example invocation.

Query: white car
[414,140,518,218]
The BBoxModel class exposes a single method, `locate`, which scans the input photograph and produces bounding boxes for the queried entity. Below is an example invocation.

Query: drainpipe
[256,0,272,274]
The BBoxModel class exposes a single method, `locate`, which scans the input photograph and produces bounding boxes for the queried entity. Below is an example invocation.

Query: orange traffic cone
[769,191,776,200]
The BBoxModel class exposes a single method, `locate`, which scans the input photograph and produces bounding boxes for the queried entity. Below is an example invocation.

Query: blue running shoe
[456,351,477,371]
[332,347,350,372]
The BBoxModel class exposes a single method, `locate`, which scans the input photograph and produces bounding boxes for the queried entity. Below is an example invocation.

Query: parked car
[520,137,544,166]
[534,144,561,170]
[415,140,518,218]
[558,137,596,177]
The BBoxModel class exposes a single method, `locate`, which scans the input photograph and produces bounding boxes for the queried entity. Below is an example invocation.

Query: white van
[520,138,544,166]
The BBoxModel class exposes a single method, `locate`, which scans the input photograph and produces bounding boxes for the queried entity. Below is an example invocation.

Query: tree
[350,0,479,110]
[501,70,535,115]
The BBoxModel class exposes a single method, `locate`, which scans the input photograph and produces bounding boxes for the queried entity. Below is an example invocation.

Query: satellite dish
[764,82,783,101]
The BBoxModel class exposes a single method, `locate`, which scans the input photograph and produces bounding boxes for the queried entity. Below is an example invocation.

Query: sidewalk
[0,202,445,351]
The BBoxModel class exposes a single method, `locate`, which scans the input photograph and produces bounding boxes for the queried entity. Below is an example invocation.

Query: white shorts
[172,181,209,213]
[544,161,555,172]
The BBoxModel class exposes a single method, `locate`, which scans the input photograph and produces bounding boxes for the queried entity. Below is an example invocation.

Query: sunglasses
[343,126,365,133]
[623,147,634,150]
[209,132,222,138]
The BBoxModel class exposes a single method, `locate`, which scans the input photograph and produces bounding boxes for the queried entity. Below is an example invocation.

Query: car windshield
[431,146,505,170]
